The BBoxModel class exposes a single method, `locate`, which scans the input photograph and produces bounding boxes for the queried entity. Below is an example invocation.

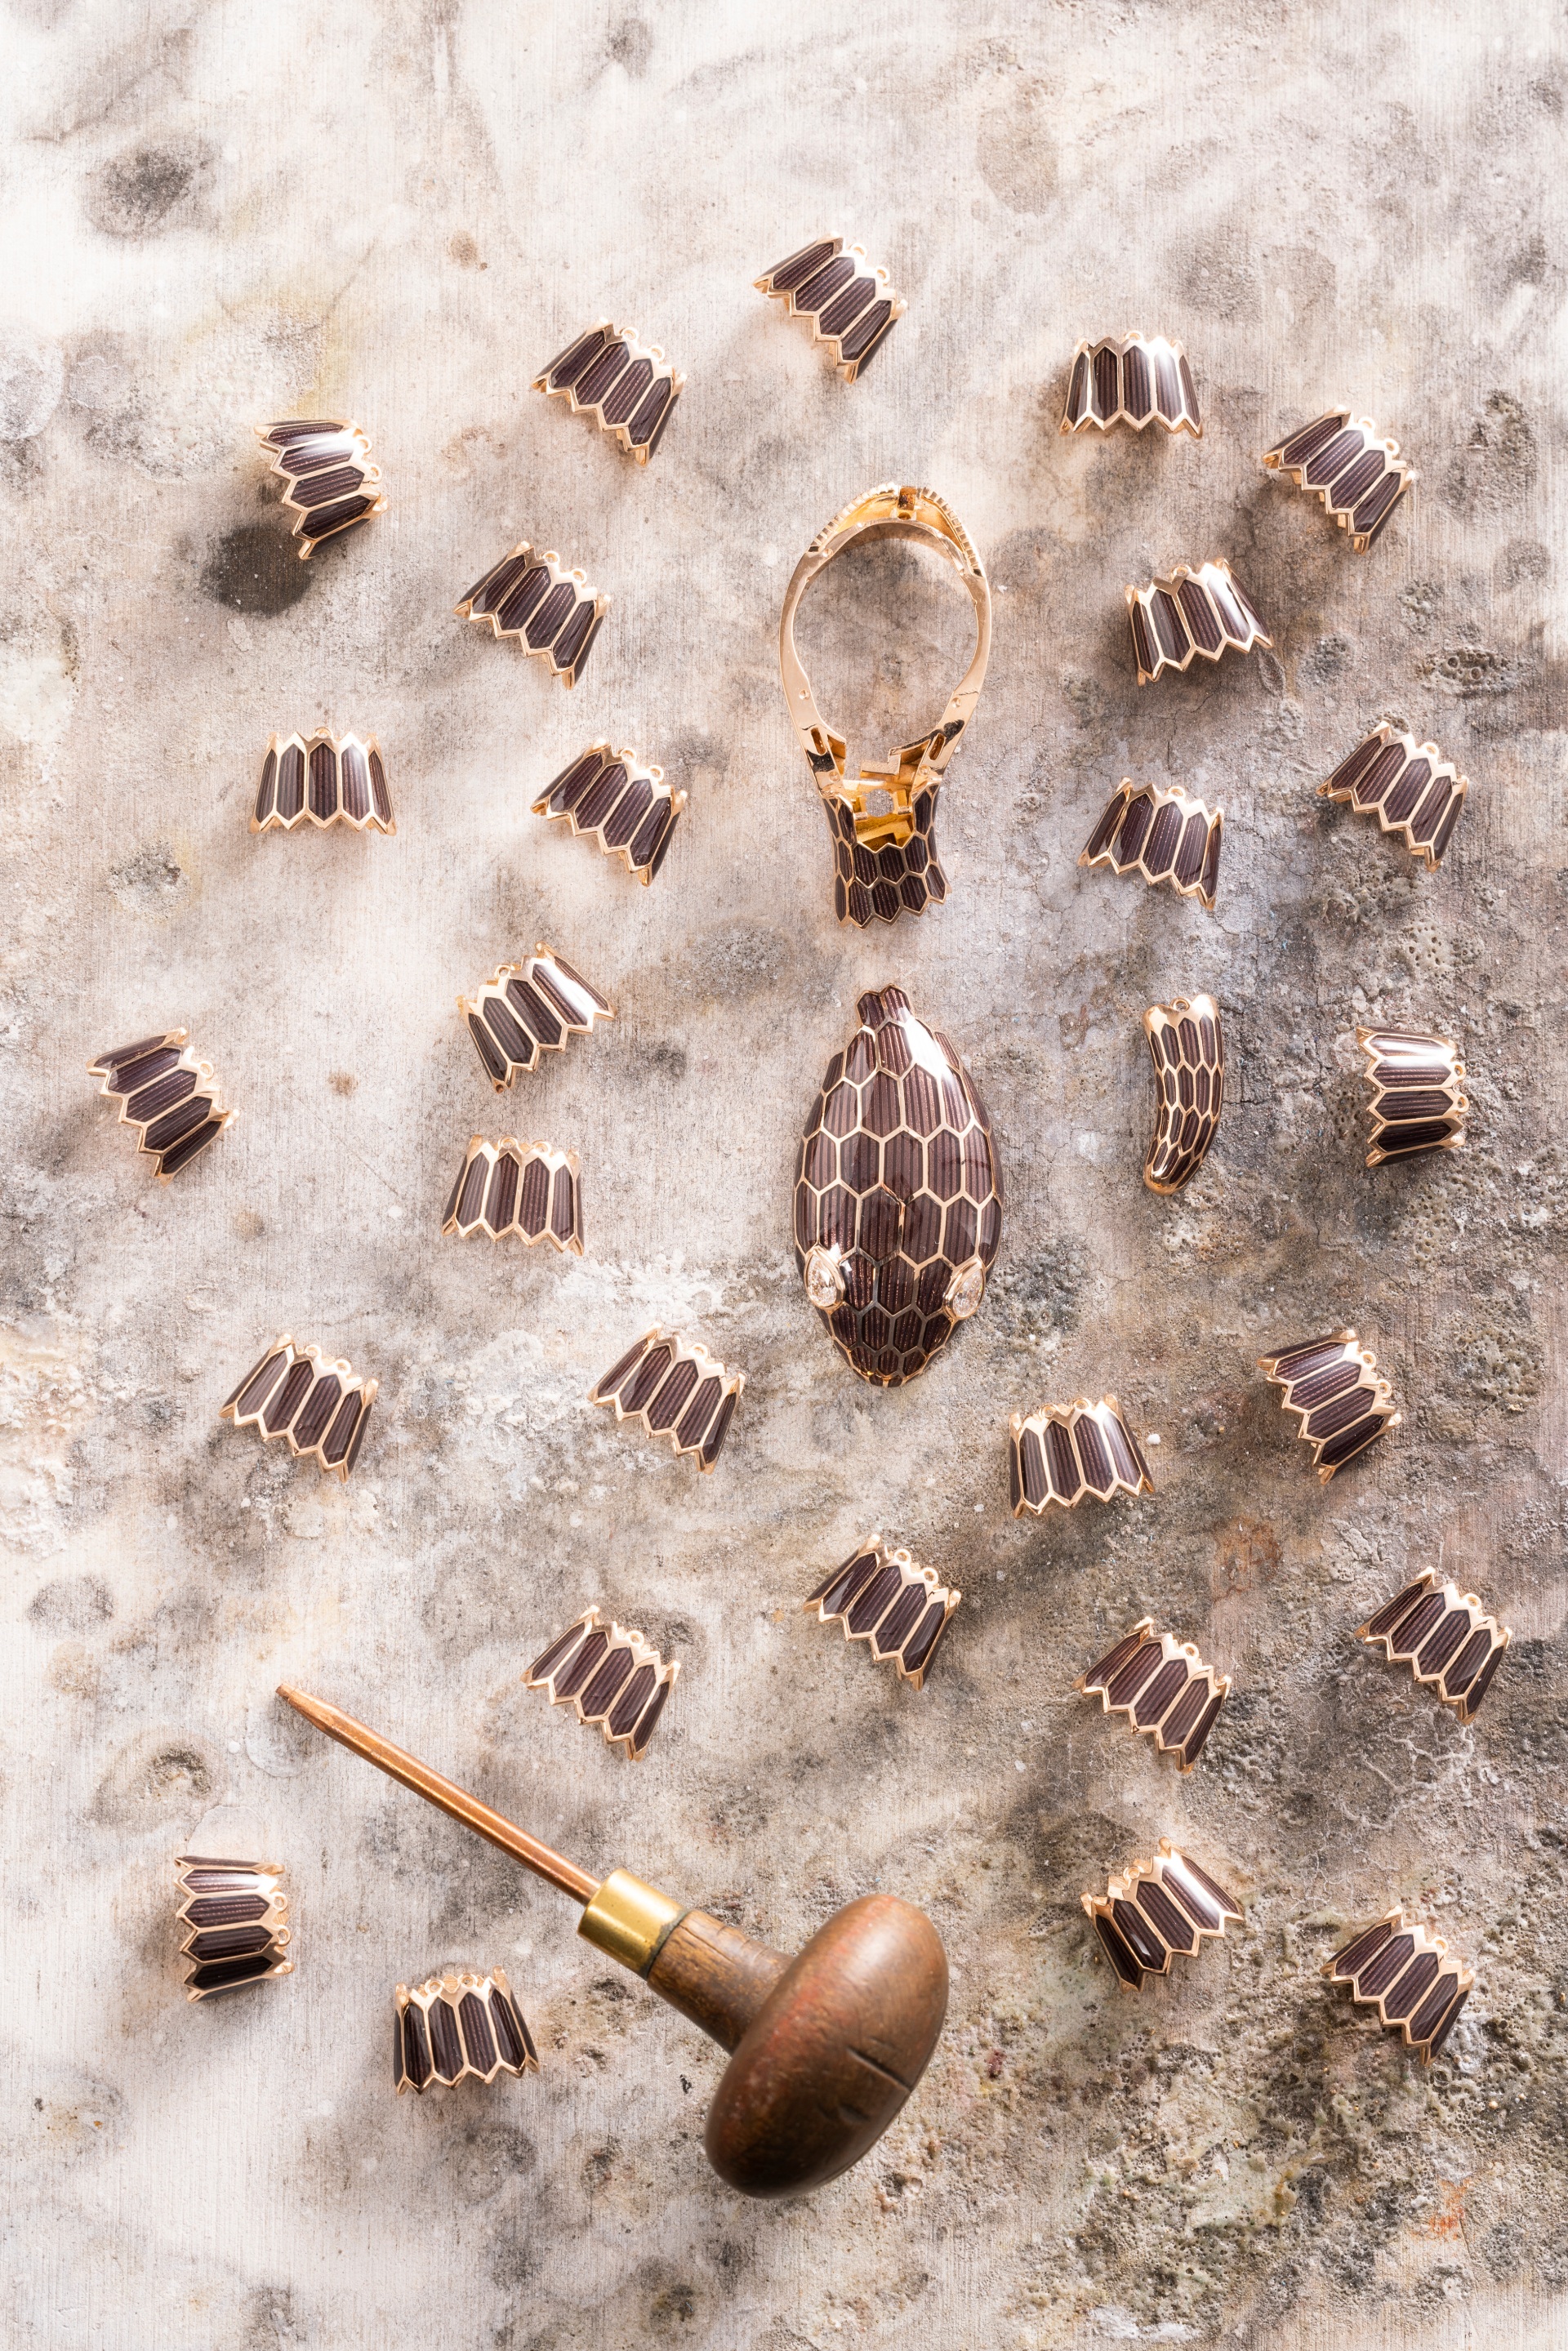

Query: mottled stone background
[2,2,1565,2345]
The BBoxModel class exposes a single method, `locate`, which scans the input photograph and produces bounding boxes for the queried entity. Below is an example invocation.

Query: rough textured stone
[2,5,1565,2349]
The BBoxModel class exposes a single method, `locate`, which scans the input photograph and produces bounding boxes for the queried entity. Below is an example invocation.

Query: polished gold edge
[252,729,395,835]
[524,1602,680,1757]
[254,419,386,557]
[1356,1571,1511,1724]
[442,1135,583,1253]
[1258,1331,1401,1483]
[1320,726,1468,871]
[530,738,686,884]
[804,1535,961,1690]
[1076,1620,1231,1770]
[453,542,608,688]
[755,240,907,382]
[1322,1908,1474,2059]
[1356,1026,1468,1166]
[1060,332,1202,438]
[1081,1837,1245,1990]
[531,317,686,465]
[218,1334,378,1482]
[88,1032,237,1179]
[589,1325,744,1473]
[1262,409,1419,550]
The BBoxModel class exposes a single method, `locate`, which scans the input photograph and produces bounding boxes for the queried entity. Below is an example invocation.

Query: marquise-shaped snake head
[794,986,1002,1386]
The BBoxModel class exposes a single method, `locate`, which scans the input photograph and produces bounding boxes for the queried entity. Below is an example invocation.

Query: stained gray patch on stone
[83,138,216,238]
[199,522,315,616]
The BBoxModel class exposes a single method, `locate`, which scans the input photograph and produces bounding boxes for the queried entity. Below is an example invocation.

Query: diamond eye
[804,1244,845,1311]
[944,1258,985,1320]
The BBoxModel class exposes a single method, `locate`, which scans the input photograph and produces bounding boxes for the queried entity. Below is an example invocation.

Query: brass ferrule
[577,1868,686,1977]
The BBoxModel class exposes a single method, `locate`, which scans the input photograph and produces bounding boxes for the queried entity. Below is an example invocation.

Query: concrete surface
[2,2,1565,2345]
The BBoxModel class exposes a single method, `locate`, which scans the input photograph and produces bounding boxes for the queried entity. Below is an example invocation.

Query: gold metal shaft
[277,1685,599,1904]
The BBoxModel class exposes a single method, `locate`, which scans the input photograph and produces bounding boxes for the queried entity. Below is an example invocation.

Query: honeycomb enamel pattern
[532,318,684,463]
[1320,726,1468,870]
[88,1031,236,1181]
[820,771,949,926]
[794,986,1003,1387]
[1324,1912,1472,2064]
[457,946,615,1089]
[176,1855,292,2001]
[255,418,385,556]
[1082,1841,1245,1993]
[1079,781,1223,910]
[755,236,906,381]
[441,1138,582,1253]
[523,1605,679,1760]
[252,731,394,834]
[455,541,605,688]
[590,1328,743,1473]
[1125,560,1271,684]
[394,1970,540,2095]
[1258,1329,1401,1484]
[1009,1397,1155,1516]
[1076,1619,1231,1771]
[1263,408,1418,551]
[219,1334,377,1481]
[1358,1028,1468,1165]
[1144,995,1224,1194]
[1357,1572,1510,1725]
[803,1538,960,1692]
[532,741,684,885]
[1061,333,1201,437]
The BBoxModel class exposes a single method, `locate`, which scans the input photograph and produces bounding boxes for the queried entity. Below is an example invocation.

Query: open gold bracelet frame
[778,483,991,927]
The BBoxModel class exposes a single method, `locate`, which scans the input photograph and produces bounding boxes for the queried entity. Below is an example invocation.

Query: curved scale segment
[1263,407,1416,550]
[1143,994,1224,1192]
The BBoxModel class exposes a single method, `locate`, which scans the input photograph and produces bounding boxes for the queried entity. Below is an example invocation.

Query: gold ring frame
[1062,333,1201,437]
[1320,725,1468,870]
[1258,1329,1401,1484]
[779,484,991,926]
[220,1334,377,1481]
[532,741,685,885]
[442,1137,582,1253]
[255,417,385,557]
[88,1031,235,1182]
[1358,1028,1468,1165]
[533,318,684,463]
[252,730,394,834]
[1324,1912,1472,2064]
[458,946,615,1090]
[1144,995,1224,1195]
[755,238,906,381]
[394,1968,540,2093]
[590,1327,743,1473]
[1356,1571,1509,1725]
[523,1605,679,1760]
[1082,1841,1244,1992]
[1009,1396,1155,1516]
[455,541,605,688]
[1125,560,1270,684]
[1263,407,1417,550]
[175,1855,292,2001]
[803,1538,960,1692]
[1077,1620,1230,1770]
[1079,780,1223,911]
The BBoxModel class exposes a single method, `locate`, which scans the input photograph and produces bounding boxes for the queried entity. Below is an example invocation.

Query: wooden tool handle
[645,1909,791,2051]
